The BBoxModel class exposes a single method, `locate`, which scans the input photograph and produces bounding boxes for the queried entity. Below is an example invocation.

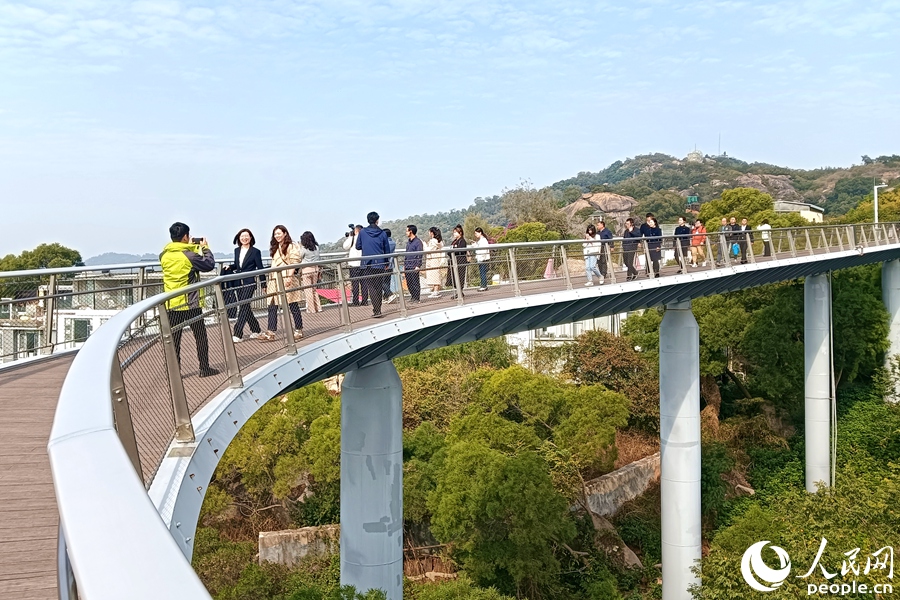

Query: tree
[500,182,570,236]
[0,242,83,271]
[843,186,900,223]
[497,222,561,244]
[635,190,690,223]
[428,441,576,595]
[562,329,659,433]
[698,187,775,225]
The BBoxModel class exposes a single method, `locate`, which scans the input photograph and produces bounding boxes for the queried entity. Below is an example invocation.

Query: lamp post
[875,184,888,223]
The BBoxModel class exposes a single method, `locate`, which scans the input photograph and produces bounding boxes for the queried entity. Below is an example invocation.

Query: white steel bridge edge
[48,244,900,600]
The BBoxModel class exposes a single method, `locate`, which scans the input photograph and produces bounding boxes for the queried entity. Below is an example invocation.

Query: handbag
[731,243,740,257]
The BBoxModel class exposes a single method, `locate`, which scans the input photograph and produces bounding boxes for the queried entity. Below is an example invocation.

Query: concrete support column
[341,361,403,600]
[804,273,832,492]
[659,300,702,600]
[882,260,900,402]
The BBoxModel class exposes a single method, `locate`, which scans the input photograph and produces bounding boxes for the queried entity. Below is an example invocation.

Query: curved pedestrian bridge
[2,223,899,599]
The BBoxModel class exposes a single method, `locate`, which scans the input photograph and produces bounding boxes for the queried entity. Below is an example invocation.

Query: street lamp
[875,184,888,223]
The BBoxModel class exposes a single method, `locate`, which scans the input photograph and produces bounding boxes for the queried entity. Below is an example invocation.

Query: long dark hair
[269,225,293,257]
[233,228,255,246]
[429,226,443,243]
[586,224,597,237]
[300,231,318,251]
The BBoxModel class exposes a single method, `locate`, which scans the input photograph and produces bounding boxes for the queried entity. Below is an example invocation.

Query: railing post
[157,307,195,443]
[450,252,464,305]
[604,242,616,284]
[860,226,869,247]
[745,232,755,264]
[787,229,797,258]
[705,235,717,270]
[336,263,353,333]
[393,256,408,318]
[508,248,521,297]
[642,239,654,277]
[276,270,297,355]
[110,358,143,479]
[891,223,899,243]
[835,226,845,252]
[675,238,686,272]
[820,228,829,252]
[136,267,147,328]
[804,229,813,255]
[559,244,573,289]
[847,225,856,249]
[213,284,243,388]
[43,273,57,355]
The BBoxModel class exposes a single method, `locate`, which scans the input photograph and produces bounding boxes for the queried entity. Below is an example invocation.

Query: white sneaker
[385,294,397,304]
[585,281,593,287]
[702,261,707,266]
[428,292,441,298]
[598,276,604,285]
[248,332,261,339]
[232,336,243,343]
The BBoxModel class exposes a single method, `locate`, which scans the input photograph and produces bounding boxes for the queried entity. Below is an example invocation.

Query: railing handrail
[46,221,900,599]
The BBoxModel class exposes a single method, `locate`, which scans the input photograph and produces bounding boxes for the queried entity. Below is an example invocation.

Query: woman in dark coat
[230,228,264,341]
[447,224,468,297]
[644,216,663,277]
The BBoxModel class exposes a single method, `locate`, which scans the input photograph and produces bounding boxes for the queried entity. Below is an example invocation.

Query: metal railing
[45,222,900,599]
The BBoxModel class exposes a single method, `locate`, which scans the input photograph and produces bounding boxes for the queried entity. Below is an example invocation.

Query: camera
[345,224,356,238]
[191,237,203,244]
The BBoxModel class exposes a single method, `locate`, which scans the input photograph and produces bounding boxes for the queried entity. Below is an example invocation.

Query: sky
[1,1,897,260]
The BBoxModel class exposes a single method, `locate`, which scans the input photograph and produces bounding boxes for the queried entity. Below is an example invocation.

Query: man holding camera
[342,224,367,306]
[356,211,391,318]
[160,222,219,378]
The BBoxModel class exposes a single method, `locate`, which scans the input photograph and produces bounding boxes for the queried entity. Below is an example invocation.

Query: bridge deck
[0,244,874,597]
[0,356,74,600]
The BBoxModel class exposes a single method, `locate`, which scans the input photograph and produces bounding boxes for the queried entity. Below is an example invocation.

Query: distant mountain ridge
[84,251,232,266]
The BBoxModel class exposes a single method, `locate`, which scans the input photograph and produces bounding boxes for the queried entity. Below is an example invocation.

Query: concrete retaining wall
[259,524,340,567]
[584,452,660,517]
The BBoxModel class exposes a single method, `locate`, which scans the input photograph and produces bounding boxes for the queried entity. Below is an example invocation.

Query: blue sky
[1,0,897,259]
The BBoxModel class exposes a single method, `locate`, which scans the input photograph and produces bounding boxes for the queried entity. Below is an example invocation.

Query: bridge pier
[882,260,900,402]
[804,273,832,492]
[659,300,701,600]
[340,361,404,600]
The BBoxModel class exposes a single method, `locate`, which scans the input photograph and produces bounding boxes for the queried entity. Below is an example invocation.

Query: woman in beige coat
[424,226,444,298]
[260,225,303,342]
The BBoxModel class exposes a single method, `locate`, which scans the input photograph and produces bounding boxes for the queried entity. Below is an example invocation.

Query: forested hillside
[321,153,900,251]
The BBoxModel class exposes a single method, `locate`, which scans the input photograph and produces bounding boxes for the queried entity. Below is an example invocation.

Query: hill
[319,152,900,250]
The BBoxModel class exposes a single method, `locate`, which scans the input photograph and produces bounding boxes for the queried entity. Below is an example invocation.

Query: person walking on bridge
[674,216,691,273]
[690,219,707,267]
[622,218,641,282]
[404,225,423,302]
[230,228,263,342]
[583,223,602,286]
[298,231,322,314]
[260,225,304,342]
[716,217,729,265]
[597,220,614,283]
[644,216,662,277]
[160,222,219,378]
[356,211,391,318]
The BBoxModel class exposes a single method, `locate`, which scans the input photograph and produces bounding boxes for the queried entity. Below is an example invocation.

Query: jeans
[405,269,421,301]
[478,262,488,288]
[585,254,602,282]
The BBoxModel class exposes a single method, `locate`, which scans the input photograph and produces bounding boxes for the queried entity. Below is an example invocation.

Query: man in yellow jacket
[160,222,219,378]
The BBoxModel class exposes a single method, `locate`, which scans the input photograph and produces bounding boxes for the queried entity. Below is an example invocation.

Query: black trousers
[233,284,261,337]
[267,303,303,331]
[598,251,609,277]
[450,261,467,292]
[364,267,387,315]
[350,267,368,304]
[623,250,638,280]
[405,269,421,301]
[168,308,211,372]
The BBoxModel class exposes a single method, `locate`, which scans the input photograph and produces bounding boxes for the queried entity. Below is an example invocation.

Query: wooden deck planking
[0,356,74,600]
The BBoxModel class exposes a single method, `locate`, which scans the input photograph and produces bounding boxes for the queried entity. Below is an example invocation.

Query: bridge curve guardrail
[46,222,900,599]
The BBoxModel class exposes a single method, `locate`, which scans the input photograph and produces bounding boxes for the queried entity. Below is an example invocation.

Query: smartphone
[191,237,203,244]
